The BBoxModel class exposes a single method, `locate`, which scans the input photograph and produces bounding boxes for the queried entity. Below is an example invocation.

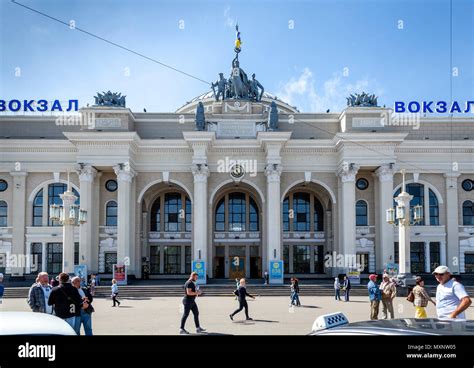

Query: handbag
[406,291,415,303]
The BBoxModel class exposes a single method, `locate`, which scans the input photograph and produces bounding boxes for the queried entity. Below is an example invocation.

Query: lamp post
[386,169,422,285]
[49,172,87,274]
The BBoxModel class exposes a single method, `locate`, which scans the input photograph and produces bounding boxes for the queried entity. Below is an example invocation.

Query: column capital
[191,163,210,182]
[76,164,97,182]
[336,163,359,183]
[113,164,136,182]
[374,164,395,182]
[264,163,282,182]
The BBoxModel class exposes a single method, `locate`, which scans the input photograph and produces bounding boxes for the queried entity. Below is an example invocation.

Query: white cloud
[223,5,235,28]
[277,68,383,112]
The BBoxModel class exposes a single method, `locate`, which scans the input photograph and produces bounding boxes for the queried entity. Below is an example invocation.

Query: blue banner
[192,260,206,284]
[269,260,284,284]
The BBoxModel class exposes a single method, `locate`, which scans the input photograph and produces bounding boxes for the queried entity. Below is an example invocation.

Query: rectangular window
[185,246,191,274]
[282,199,289,232]
[164,246,181,274]
[47,243,62,275]
[283,245,289,274]
[293,245,310,273]
[33,190,43,226]
[314,245,324,274]
[150,246,160,274]
[74,242,79,265]
[410,242,425,274]
[30,243,43,274]
[465,253,474,273]
[429,242,440,272]
[104,252,117,274]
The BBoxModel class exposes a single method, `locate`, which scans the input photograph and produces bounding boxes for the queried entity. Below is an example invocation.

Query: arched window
[429,189,439,225]
[0,201,7,227]
[48,183,79,226]
[150,192,191,232]
[33,189,43,226]
[394,183,425,226]
[229,193,246,232]
[356,200,368,226]
[463,200,474,226]
[106,201,117,226]
[314,199,324,231]
[282,192,324,232]
[214,192,259,232]
[215,198,225,231]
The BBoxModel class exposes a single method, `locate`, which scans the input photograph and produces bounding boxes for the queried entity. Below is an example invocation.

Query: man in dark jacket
[229,278,255,321]
[28,272,53,314]
[343,275,352,302]
[48,272,85,333]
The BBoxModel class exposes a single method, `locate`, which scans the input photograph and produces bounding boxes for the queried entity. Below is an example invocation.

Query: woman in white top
[111,279,120,307]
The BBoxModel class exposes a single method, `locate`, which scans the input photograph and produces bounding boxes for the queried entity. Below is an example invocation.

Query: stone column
[60,186,78,274]
[191,164,209,263]
[336,163,359,272]
[265,164,283,261]
[41,242,47,272]
[113,164,136,272]
[9,171,27,275]
[395,190,412,275]
[77,164,97,271]
[374,164,395,273]
[424,240,431,273]
[444,173,460,272]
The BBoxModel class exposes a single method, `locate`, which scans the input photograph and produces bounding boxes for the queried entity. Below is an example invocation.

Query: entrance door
[229,246,246,279]
[250,245,261,278]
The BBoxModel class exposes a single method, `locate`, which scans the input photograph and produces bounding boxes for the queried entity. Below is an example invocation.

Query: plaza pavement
[1,295,473,335]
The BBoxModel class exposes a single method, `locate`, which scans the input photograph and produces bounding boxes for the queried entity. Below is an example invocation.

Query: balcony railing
[282,231,325,240]
[214,231,261,240]
[148,232,192,241]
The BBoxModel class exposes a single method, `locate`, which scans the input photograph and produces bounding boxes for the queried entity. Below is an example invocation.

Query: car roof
[311,318,474,336]
[0,312,77,335]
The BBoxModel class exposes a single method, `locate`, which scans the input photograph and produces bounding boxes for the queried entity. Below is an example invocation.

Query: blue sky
[0,0,473,112]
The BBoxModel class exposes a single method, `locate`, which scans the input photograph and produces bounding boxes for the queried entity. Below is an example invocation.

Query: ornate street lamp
[385,169,423,285]
[48,171,87,273]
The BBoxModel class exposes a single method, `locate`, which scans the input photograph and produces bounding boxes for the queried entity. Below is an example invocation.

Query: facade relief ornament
[264,163,282,182]
[337,163,360,183]
[113,164,136,183]
[76,164,97,183]
[191,163,210,182]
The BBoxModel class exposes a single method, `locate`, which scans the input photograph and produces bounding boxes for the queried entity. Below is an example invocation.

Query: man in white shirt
[27,272,53,314]
[433,265,471,319]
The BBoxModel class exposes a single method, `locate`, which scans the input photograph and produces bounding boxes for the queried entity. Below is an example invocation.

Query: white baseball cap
[432,265,450,275]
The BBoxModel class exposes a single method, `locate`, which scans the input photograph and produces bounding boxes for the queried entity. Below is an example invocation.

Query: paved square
[2,295,473,335]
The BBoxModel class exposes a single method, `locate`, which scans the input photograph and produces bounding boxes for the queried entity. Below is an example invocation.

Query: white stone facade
[0,98,473,279]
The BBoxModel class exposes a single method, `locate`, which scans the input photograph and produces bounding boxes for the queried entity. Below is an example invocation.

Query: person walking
[180,272,206,334]
[229,278,255,321]
[48,273,85,332]
[367,274,382,320]
[379,273,396,319]
[334,277,341,301]
[27,272,53,314]
[72,276,94,336]
[289,278,301,307]
[433,265,472,319]
[264,270,269,285]
[89,274,96,297]
[111,279,120,307]
[412,276,435,318]
[343,275,351,302]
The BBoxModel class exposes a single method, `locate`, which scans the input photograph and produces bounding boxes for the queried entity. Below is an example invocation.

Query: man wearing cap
[367,274,382,320]
[433,265,471,319]
[379,273,396,319]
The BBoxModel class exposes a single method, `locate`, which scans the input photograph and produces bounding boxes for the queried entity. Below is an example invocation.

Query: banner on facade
[192,260,206,285]
[347,270,361,285]
[74,264,88,287]
[269,260,284,284]
[113,264,127,285]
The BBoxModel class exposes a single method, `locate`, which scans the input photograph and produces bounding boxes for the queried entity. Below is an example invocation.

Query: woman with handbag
[412,276,435,318]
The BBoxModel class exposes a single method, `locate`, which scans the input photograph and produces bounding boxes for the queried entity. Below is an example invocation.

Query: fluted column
[265,164,283,261]
[77,164,97,271]
[374,164,395,273]
[113,164,136,272]
[191,164,209,263]
[444,173,460,272]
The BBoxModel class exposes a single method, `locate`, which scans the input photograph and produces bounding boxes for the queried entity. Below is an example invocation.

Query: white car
[0,312,76,335]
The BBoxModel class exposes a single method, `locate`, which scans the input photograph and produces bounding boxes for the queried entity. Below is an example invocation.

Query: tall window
[215,198,225,231]
[463,200,474,225]
[31,243,42,273]
[293,193,310,231]
[229,193,246,231]
[150,198,160,231]
[410,242,425,274]
[356,200,368,226]
[283,192,324,232]
[293,245,310,273]
[430,242,440,272]
[393,183,426,226]
[47,243,62,274]
[33,189,43,226]
[214,192,260,232]
[164,246,181,274]
[150,193,191,232]
[48,183,79,226]
[429,189,439,225]
[0,201,7,227]
[106,201,117,226]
